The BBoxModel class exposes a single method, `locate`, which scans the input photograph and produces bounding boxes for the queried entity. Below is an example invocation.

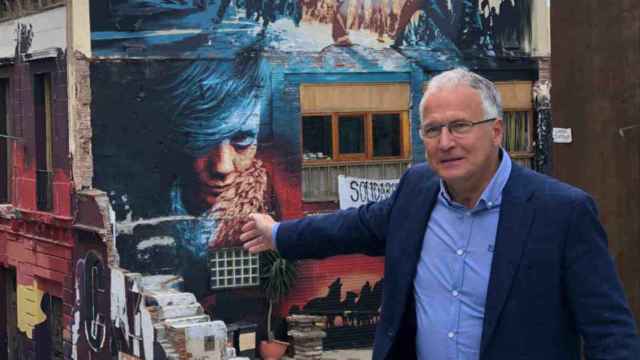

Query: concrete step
[140,274,184,292]
[166,319,226,332]
[164,315,211,327]
[148,303,203,321]
[145,292,198,307]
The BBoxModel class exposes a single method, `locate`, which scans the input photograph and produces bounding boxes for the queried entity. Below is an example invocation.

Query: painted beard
[203,159,273,249]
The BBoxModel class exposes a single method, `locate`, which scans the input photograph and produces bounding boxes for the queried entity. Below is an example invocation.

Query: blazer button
[387,330,394,337]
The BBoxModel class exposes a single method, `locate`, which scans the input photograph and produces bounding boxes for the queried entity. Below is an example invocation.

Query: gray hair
[420,68,503,121]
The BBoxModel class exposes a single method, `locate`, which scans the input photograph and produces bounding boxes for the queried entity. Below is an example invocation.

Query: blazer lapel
[391,173,441,293]
[480,166,536,356]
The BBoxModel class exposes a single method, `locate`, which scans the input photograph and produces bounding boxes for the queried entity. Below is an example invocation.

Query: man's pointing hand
[240,213,276,253]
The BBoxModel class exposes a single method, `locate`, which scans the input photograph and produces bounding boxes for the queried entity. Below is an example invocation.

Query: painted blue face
[180,105,261,214]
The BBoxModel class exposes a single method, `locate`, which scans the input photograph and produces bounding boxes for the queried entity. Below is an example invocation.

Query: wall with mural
[88,0,534,353]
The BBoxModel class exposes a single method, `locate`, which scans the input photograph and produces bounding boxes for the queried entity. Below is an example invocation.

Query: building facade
[1,0,551,359]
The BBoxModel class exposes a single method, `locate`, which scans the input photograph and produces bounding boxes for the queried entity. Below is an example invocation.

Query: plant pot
[259,340,289,360]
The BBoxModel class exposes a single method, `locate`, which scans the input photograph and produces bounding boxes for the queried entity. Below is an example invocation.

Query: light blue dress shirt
[272,150,512,360]
[415,150,511,360]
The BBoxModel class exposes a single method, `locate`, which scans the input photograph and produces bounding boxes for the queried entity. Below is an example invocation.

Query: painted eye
[231,132,257,149]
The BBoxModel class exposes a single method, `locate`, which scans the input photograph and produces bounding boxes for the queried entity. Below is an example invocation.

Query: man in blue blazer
[241,68,639,359]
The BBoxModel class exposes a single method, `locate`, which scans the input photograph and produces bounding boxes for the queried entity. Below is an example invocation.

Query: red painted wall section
[280,256,384,312]
[276,174,386,347]
[0,57,75,358]
[6,60,73,218]
[0,218,73,287]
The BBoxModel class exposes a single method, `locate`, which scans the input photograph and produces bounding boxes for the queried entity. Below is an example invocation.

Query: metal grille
[209,247,259,290]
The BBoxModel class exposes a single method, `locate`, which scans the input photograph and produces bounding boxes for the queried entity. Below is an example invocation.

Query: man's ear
[492,118,504,146]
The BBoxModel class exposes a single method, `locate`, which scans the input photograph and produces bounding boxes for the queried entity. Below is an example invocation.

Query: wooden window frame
[302,110,411,164]
[34,72,53,211]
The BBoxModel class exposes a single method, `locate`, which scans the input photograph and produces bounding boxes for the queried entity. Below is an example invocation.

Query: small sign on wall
[552,128,573,143]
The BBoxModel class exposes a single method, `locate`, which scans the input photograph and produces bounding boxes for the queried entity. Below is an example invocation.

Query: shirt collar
[439,148,512,210]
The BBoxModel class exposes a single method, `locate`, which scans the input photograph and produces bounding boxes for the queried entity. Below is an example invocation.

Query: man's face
[420,85,503,189]
[184,112,259,212]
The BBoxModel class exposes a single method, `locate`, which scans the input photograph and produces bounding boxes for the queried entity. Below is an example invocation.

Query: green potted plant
[259,250,297,360]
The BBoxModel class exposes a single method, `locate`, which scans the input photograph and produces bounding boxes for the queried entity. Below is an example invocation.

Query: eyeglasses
[419,118,496,139]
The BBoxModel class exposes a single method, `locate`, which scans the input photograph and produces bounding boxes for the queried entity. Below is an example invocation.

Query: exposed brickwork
[537,56,551,83]
[68,51,93,191]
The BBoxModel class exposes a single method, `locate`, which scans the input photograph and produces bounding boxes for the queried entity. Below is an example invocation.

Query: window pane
[338,115,364,154]
[34,74,53,211]
[302,115,333,160]
[372,113,401,157]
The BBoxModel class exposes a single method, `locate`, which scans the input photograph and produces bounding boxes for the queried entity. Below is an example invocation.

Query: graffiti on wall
[92,49,277,299]
[89,0,533,352]
[90,0,530,58]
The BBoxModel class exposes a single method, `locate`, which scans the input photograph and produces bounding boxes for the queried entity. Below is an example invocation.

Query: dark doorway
[1,268,17,360]
[33,294,64,360]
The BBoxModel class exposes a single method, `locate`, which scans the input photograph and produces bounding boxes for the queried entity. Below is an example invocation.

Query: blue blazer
[278,163,640,359]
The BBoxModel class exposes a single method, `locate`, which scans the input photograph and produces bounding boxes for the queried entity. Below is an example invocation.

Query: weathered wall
[0,6,66,58]
[66,0,93,191]
[87,0,535,353]
[551,0,640,327]
[0,54,75,359]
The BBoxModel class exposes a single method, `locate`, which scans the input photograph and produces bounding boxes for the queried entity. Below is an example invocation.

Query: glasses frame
[419,118,497,139]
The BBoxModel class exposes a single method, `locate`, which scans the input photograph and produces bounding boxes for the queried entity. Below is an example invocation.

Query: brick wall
[0,55,76,359]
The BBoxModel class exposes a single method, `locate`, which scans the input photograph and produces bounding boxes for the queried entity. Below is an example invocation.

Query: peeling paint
[136,236,176,251]
[17,280,47,339]
[110,269,131,348]
[116,213,196,235]
[72,259,83,360]
[140,299,154,360]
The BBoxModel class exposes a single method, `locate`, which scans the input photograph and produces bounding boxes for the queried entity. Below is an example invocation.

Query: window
[496,81,535,168]
[299,83,412,201]
[209,247,260,290]
[0,79,9,203]
[302,115,332,160]
[373,113,402,157]
[302,112,409,162]
[34,73,53,211]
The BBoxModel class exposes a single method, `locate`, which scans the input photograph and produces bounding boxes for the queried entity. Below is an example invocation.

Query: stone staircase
[138,275,229,360]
